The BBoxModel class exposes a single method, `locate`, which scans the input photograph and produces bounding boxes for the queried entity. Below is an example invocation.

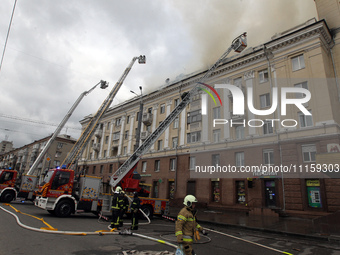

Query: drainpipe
[265,46,286,212]
[330,44,340,101]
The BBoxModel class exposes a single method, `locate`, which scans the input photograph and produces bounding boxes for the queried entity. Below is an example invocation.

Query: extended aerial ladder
[26,80,108,176]
[62,55,146,169]
[110,33,247,188]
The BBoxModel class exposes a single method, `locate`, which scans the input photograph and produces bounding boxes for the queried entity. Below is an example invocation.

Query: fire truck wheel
[141,205,153,219]
[1,191,15,203]
[55,200,73,217]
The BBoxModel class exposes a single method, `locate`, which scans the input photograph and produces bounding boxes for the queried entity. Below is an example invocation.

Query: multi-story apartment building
[78,0,340,217]
[0,134,76,176]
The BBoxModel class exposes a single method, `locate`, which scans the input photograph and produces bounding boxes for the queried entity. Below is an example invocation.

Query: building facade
[0,134,76,176]
[78,1,340,217]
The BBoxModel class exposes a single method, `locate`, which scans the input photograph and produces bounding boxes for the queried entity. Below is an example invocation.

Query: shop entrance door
[264,180,276,207]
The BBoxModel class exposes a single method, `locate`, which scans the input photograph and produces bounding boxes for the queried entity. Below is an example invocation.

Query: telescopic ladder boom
[26,80,108,176]
[62,55,146,169]
[110,33,247,187]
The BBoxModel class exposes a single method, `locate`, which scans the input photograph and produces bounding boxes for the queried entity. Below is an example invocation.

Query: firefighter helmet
[115,186,122,193]
[183,195,198,207]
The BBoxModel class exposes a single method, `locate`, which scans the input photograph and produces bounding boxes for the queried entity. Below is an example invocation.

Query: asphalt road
[0,201,339,255]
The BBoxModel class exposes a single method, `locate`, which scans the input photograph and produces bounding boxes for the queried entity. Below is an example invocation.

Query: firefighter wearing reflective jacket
[119,191,129,227]
[130,192,140,230]
[111,186,123,229]
[175,195,206,255]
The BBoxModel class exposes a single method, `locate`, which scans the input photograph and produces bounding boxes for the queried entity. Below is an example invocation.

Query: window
[173,117,179,128]
[92,166,96,174]
[236,126,245,139]
[174,98,180,107]
[170,158,176,171]
[105,136,109,144]
[258,69,269,83]
[189,156,196,170]
[260,94,271,108]
[155,160,160,172]
[213,107,221,119]
[212,154,220,167]
[187,110,202,124]
[126,116,130,124]
[157,140,163,151]
[263,121,273,134]
[292,54,305,71]
[55,151,62,158]
[294,81,308,98]
[263,149,274,165]
[103,150,107,158]
[187,131,201,143]
[107,122,110,129]
[109,164,113,173]
[148,107,153,113]
[142,161,147,173]
[213,129,221,143]
[302,145,316,162]
[113,132,120,140]
[53,160,60,167]
[123,146,127,155]
[299,111,313,127]
[100,165,104,174]
[160,104,165,114]
[57,142,63,149]
[236,152,244,167]
[115,118,121,126]
[172,137,178,148]
[136,112,139,121]
[124,131,129,140]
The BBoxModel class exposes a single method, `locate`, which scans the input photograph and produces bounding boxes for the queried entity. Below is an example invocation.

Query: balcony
[142,113,153,126]
[140,131,150,141]
[94,128,103,139]
[230,112,245,123]
[92,143,100,151]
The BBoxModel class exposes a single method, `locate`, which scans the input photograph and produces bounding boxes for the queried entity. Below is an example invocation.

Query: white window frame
[213,107,221,119]
[302,144,316,162]
[173,117,179,128]
[236,126,245,139]
[292,54,305,71]
[155,160,160,172]
[263,120,274,135]
[260,93,271,108]
[263,149,274,165]
[112,132,120,141]
[258,69,269,83]
[160,104,165,114]
[172,137,178,148]
[299,111,313,128]
[236,152,244,167]
[170,158,176,171]
[212,154,220,167]
[189,156,196,170]
[157,140,163,151]
[213,129,221,143]
[142,161,147,173]
[115,118,121,126]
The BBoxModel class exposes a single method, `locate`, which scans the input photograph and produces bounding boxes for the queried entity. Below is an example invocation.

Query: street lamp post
[131,86,143,151]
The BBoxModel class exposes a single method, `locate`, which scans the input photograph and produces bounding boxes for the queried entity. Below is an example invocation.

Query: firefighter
[175,195,206,255]
[119,191,129,227]
[130,192,140,230]
[110,186,123,229]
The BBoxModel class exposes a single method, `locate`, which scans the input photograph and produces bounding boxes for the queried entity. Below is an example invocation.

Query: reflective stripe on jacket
[175,207,202,243]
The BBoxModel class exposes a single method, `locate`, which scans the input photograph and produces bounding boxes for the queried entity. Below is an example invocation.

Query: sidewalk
[168,207,340,242]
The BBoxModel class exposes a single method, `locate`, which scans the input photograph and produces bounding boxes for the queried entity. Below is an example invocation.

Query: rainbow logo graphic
[198,82,222,115]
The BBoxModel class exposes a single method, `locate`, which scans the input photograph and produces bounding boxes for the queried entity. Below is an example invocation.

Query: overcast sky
[0,0,318,148]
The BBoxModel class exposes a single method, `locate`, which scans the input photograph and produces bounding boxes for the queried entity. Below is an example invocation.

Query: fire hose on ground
[0,203,177,249]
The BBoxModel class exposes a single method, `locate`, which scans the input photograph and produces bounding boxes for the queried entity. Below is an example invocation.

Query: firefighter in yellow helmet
[175,195,206,255]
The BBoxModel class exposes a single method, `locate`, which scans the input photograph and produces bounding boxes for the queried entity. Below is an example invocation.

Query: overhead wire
[0,0,17,74]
